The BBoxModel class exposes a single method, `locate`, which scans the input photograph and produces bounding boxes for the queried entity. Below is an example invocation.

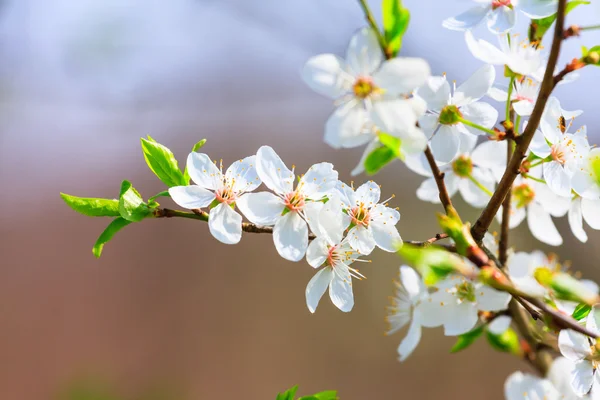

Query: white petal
[414,298,445,328]
[397,319,422,362]
[306,237,329,268]
[355,180,380,206]
[404,152,434,177]
[513,100,535,116]
[488,315,511,335]
[572,361,595,396]
[302,54,350,99]
[476,285,511,312]
[572,169,600,199]
[329,265,354,312]
[236,192,285,226]
[486,7,516,33]
[586,305,600,335]
[396,125,429,154]
[430,125,460,163]
[225,155,261,193]
[168,185,216,209]
[442,4,490,31]
[558,329,592,361]
[458,168,494,208]
[371,98,419,137]
[444,302,478,336]
[373,58,431,96]
[459,102,499,136]
[317,196,350,245]
[256,146,294,195]
[187,152,222,190]
[471,140,507,171]
[569,197,588,243]
[399,266,426,302]
[299,162,338,200]
[527,202,563,246]
[273,211,309,261]
[305,267,334,313]
[488,85,509,102]
[416,76,450,111]
[532,182,570,217]
[416,178,442,204]
[348,226,376,256]
[453,64,496,107]
[324,102,372,149]
[304,201,324,236]
[208,203,242,245]
[583,198,600,229]
[346,27,383,76]
[370,221,402,252]
[519,0,559,18]
[544,162,572,198]
[465,31,507,66]
[418,113,440,139]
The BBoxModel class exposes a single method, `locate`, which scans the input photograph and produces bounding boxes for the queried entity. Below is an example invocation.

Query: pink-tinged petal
[543,162,572,198]
[305,267,334,313]
[453,64,496,107]
[416,76,450,112]
[558,329,592,361]
[306,237,329,269]
[302,54,351,99]
[486,6,516,33]
[373,57,431,96]
[465,31,507,65]
[459,102,498,136]
[430,125,460,163]
[582,198,600,229]
[346,27,383,76]
[273,211,308,262]
[208,203,242,245]
[236,192,285,226]
[329,264,354,312]
[527,202,563,246]
[442,4,491,31]
[568,197,588,243]
[443,302,478,336]
[513,100,535,116]
[168,185,216,209]
[397,319,422,362]
[225,155,261,193]
[347,226,376,256]
[324,102,372,149]
[187,152,222,190]
[256,146,294,195]
[299,162,338,200]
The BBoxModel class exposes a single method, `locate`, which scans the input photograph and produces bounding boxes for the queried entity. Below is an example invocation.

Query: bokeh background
[1,0,600,399]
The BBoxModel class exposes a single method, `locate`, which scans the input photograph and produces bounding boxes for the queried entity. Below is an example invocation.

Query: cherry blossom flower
[237,146,338,261]
[305,198,364,313]
[465,31,545,77]
[416,64,498,163]
[504,251,553,297]
[386,266,429,361]
[334,180,402,255]
[549,357,596,399]
[558,307,600,397]
[488,315,512,335]
[444,0,559,33]
[168,153,261,245]
[302,27,430,153]
[504,371,560,400]
[573,148,600,200]
[488,77,539,116]
[406,139,504,208]
[416,269,511,336]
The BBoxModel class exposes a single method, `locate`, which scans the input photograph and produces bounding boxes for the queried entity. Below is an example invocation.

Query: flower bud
[398,244,472,285]
[534,267,599,305]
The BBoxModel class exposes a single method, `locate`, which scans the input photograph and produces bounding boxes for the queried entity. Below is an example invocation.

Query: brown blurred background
[1,1,599,399]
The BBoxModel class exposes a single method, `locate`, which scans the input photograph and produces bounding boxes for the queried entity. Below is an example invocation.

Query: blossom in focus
[302,27,430,153]
[169,153,261,244]
[386,266,429,362]
[335,180,402,255]
[443,0,559,33]
[465,31,545,77]
[488,77,539,116]
[416,64,498,163]
[237,146,338,261]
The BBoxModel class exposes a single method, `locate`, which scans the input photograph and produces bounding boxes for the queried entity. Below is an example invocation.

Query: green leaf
[118,180,151,222]
[140,136,186,187]
[486,328,521,356]
[382,0,410,56]
[93,217,132,258]
[364,134,404,175]
[183,138,208,183]
[572,303,592,320]
[148,190,170,202]
[61,193,121,217]
[276,386,298,400]
[299,391,338,400]
[530,1,590,41]
[450,326,484,353]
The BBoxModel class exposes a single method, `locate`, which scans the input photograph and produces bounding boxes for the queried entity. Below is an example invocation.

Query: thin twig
[471,0,567,242]
[499,134,514,265]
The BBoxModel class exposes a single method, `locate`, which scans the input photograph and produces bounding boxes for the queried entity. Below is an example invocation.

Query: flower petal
[187,152,222,190]
[373,58,431,96]
[348,226,376,256]
[208,203,242,245]
[168,185,216,209]
[329,265,354,312]
[459,102,499,136]
[225,155,261,193]
[324,102,372,149]
[443,302,478,336]
[397,319,422,362]
[430,125,460,163]
[558,329,591,361]
[417,113,440,139]
[256,146,295,195]
[346,27,383,76]
[572,360,595,396]
[273,211,309,261]
[370,220,402,252]
[582,198,600,229]
[513,100,535,116]
[486,6,516,33]
[351,139,379,176]
[488,315,511,335]
[442,4,490,31]
[465,31,507,65]
[305,267,334,313]
[416,76,450,112]
[453,64,496,107]
[471,140,507,171]
[371,99,420,137]
[544,162,572,198]
[299,162,338,200]
[475,284,511,312]
[236,192,285,226]
[527,202,563,246]
[519,0,559,18]
[569,197,588,243]
[306,237,329,268]
[355,180,381,206]
[302,54,350,99]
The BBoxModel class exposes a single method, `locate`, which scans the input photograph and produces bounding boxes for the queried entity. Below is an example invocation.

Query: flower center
[349,203,371,227]
[492,0,512,9]
[215,185,237,205]
[284,190,306,212]
[550,143,567,165]
[456,282,476,303]
[452,155,473,178]
[353,77,376,99]
[438,105,462,125]
[513,183,535,208]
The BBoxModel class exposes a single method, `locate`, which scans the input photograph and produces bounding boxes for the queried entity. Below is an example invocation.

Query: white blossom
[504,371,560,400]
[549,357,596,399]
[169,153,261,245]
[237,146,338,261]
[488,77,539,116]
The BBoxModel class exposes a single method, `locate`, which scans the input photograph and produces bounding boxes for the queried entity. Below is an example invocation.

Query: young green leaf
[148,190,170,202]
[118,180,151,222]
[140,136,186,187]
[450,326,484,353]
[365,146,396,175]
[61,193,121,217]
[530,1,590,41]
[572,303,592,320]
[299,391,338,400]
[276,385,299,400]
[382,0,410,56]
[486,328,521,356]
[183,138,208,183]
[92,217,132,258]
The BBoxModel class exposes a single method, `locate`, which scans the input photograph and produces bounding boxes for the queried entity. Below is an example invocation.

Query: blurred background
[0,0,599,399]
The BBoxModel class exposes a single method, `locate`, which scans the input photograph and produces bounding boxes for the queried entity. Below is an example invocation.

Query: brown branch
[499,136,514,265]
[471,0,567,242]
[424,146,453,211]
